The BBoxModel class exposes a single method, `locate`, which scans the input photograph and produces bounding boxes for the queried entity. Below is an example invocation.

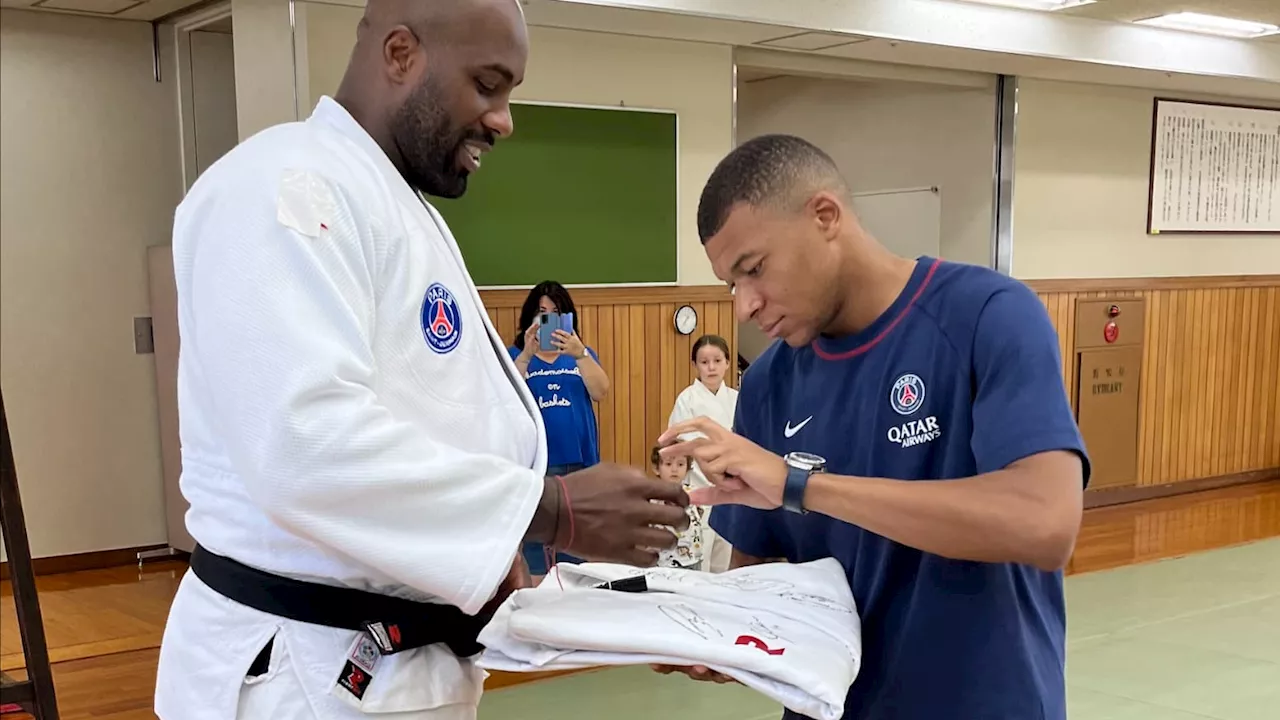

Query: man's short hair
[696,134,848,244]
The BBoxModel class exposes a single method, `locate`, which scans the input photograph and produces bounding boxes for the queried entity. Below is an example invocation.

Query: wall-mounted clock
[674,304,698,336]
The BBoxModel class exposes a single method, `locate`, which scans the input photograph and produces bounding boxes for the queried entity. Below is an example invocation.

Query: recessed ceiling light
[1133,12,1280,39]
[954,0,1096,10]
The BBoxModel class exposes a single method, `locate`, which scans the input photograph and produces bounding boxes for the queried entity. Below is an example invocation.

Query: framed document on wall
[1147,98,1280,234]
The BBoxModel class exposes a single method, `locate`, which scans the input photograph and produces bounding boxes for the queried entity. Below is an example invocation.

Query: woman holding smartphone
[510,281,610,576]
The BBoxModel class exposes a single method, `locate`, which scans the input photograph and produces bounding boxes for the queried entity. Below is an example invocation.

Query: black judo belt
[190,545,488,658]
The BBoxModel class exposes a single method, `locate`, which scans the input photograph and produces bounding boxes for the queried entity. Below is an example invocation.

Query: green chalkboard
[433,102,678,286]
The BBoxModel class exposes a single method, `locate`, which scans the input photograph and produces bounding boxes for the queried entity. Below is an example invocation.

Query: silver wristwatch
[782,451,826,514]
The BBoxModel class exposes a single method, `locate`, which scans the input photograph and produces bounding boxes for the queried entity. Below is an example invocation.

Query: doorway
[175,5,239,190]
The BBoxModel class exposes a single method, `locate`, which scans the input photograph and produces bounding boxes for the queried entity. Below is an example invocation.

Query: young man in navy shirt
[657,134,1090,720]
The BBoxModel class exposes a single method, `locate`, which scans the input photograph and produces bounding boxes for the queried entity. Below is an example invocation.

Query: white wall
[0,10,182,558]
[1012,79,1280,279]
[290,1,733,285]
[737,75,997,268]
[231,0,301,139]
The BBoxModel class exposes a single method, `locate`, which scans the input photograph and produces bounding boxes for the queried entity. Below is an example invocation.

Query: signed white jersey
[478,559,862,720]
[156,97,545,718]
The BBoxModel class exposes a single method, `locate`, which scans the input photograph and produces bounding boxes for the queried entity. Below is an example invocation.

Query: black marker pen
[592,575,649,593]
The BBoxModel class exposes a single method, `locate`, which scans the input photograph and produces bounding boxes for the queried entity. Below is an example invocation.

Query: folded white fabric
[478,558,861,720]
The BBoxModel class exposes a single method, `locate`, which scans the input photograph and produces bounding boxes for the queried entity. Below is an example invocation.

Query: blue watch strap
[782,463,811,514]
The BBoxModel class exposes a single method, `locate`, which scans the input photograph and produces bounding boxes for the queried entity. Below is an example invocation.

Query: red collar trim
[812,258,941,361]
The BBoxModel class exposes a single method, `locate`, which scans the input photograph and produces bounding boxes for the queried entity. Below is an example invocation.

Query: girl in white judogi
[667,334,739,573]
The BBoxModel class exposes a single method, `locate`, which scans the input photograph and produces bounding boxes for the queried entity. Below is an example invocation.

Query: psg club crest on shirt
[890,373,926,416]
[421,282,462,354]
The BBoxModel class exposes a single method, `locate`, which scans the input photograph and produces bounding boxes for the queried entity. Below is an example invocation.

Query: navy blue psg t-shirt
[712,257,1089,720]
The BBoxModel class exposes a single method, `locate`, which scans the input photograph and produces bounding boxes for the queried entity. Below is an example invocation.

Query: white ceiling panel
[0,0,207,20]
[754,31,873,51]
[1059,0,1280,42]
[114,0,212,21]
[34,0,143,14]
[1060,0,1279,25]
[816,32,1280,99]
[523,0,788,46]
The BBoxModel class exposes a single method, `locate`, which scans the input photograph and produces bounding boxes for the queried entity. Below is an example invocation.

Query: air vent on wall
[754,31,873,52]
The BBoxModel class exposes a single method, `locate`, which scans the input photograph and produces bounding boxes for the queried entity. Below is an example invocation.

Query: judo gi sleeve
[179,170,541,616]
[667,390,693,428]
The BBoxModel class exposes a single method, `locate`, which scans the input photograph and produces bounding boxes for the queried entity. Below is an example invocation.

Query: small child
[651,446,705,571]
[668,334,738,572]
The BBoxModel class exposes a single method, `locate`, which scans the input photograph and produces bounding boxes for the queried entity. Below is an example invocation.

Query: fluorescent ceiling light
[954,0,1096,10]
[1133,12,1280,38]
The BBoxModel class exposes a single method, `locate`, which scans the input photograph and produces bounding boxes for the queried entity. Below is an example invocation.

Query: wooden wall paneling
[1175,289,1189,481]
[659,302,676,436]
[702,301,720,349]
[595,306,616,463]
[1166,288,1183,483]
[1202,289,1219,480]
[1190,289,1206,480]
[725,308,740,379]
[575,303,595,457]
[1028,276,1280,496]
[1265,288,1280,468]
[1244,289,1262,470]
[1146,287,1163,480]
[643,304,661,466]
[1228,288,1246,466]
[1231,289,1249,474]
[629,304,647,466]
[611,305,630,465]
[1256,288,1273,467]
[1025,275,1278,293]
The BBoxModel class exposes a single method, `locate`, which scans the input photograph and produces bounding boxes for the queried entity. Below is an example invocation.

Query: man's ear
[382,26,424,85]
[809,191,843,241]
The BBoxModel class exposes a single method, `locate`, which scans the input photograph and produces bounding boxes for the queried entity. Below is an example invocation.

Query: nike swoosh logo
[784,416,813,438]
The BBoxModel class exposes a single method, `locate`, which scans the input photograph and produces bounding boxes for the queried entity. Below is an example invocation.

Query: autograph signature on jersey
[658,603,724,641]
[779,591,854,615]
[706,577,796,594]
[748,616,792,644]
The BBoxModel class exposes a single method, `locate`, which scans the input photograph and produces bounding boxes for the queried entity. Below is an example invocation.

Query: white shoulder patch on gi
[277,168,337,238]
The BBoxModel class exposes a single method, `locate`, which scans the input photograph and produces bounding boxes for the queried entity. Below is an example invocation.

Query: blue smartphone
[538,312,574,352]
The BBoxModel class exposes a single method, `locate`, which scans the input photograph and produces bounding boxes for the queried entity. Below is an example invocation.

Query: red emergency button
[1103,321,1119,343]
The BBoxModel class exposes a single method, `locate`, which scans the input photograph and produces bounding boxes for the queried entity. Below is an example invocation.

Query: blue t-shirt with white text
[712,258,1089,720]
[508,347,601,469]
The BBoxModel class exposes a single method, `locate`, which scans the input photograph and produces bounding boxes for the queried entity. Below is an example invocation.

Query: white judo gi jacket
[478,559,862,720]
[155,97,546,719]
[668,380,739,572]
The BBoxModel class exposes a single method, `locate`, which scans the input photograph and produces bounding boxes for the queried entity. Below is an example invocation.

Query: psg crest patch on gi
[890,373,925,416]
[421,282,462,354]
